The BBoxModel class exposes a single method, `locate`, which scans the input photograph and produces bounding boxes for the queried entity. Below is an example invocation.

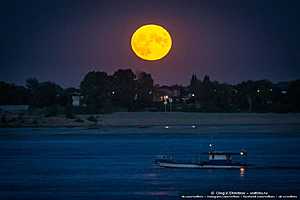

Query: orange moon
[131,24,172,61]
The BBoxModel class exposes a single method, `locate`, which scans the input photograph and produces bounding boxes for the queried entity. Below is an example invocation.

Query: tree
[26,79,63,108]
[26,78,39,91]
[0,81,29,105]
[203,75,210,85]
[234,80,274,112]
[190,74,198,91]
[189,74,201,102]
[201,75,213,105]
[235,81,256,112]
[80,71,111,112]
[136,72,154,107]
[111,69,136,110]
[212,83,237,112]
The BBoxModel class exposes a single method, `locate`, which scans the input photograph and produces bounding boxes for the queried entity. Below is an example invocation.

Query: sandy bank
[1,112,300,128]
[97,112,300,126]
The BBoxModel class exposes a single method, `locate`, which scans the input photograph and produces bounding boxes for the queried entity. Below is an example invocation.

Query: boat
[155,144,248,169]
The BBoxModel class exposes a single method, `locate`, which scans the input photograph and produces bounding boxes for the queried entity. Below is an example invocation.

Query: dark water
[0,127,300,200]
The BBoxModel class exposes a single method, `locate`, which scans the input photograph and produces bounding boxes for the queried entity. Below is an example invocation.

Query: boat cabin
[206,144,246,161]
[208,152,233,161]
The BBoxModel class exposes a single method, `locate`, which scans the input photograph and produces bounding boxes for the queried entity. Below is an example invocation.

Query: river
[0,126,300,199]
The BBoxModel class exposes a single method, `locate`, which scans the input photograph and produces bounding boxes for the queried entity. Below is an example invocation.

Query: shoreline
[1,112,300,128]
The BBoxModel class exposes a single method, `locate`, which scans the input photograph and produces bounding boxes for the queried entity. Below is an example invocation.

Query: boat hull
[157,161,246,169]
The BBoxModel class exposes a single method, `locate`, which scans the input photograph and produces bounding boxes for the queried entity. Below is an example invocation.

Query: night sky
[1,0,300,87]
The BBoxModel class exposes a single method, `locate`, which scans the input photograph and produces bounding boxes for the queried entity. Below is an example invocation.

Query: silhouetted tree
[234,80,275,112]
[0,81,29,105]
[26,80,63,108]
[80,71,111,112]
[26,78,39,91]
[136,72,154,108]
[190,74,198,91]
[235,81,256,112]
[212,83,237,112]
[200,75,214,106]
[111,69,136,110]
[203,75,210,85]
[189,74,201,103]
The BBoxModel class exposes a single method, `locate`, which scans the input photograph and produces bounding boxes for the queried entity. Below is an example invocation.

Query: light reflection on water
[240,167,246,177]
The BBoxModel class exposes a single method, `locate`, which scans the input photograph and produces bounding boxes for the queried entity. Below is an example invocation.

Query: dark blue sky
[1,0,300,87]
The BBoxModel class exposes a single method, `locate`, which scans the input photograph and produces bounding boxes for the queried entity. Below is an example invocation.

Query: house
[153,85,182,102]
[71,92,83,107]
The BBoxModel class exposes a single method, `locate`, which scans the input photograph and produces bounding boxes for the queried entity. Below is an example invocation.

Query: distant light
[257,89,260,93]
[240,151,244,156]
[163,95,169,101]
[209,144,212,147]
[269,88,273,92]
[191,93,195,97]
[192,125,196,128]
[165,126,169,129]
[112,91,115,95]
[281,90,287,94]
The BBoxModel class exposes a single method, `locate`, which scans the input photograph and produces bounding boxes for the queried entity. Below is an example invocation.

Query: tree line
[188,74,300,112]
[0,69,299,114]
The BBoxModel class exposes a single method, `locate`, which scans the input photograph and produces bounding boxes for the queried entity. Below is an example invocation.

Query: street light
[169,98,173,112]
[164,100,167,112]
[163,95,169,112]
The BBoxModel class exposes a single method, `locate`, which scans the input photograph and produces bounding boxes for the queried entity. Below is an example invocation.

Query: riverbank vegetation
[1,69,300,117]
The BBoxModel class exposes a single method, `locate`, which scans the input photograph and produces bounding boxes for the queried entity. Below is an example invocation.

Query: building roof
[203,151,242,156]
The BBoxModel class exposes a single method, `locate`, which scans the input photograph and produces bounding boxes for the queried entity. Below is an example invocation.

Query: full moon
[131,24,172,61]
